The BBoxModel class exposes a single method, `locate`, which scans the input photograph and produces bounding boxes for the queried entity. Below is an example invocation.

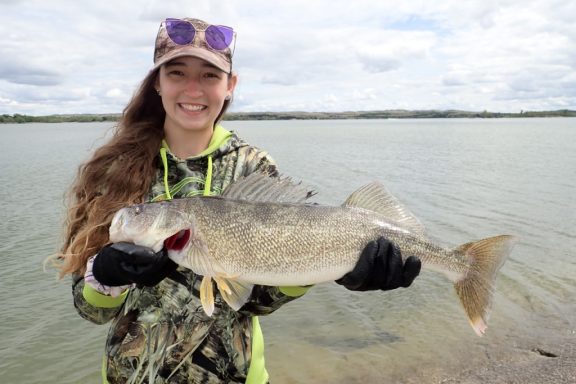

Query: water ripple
[2,119,575,383]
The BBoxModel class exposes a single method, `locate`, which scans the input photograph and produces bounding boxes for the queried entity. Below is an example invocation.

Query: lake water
[0,118,574,383]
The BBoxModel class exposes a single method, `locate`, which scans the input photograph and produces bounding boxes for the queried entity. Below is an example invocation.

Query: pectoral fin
[200,276,215,317]
[214,276,254,311]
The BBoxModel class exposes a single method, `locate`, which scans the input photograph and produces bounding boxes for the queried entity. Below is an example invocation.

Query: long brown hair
[53,68,233,277]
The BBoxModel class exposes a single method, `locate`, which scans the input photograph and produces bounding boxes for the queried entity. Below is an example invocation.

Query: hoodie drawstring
[203,155,213,197]
[158,146,213,201]
[159,147,173,200]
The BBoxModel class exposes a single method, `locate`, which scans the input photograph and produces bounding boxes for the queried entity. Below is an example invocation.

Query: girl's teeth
[181,104,205,111]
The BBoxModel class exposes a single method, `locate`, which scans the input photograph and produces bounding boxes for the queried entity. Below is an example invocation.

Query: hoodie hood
[161,125,247,162]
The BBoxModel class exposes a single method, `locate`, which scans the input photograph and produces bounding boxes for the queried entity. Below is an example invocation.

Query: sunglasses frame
[164,18,236,53]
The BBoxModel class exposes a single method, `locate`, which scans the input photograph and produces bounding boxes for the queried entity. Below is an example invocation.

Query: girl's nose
[184,78,203,97]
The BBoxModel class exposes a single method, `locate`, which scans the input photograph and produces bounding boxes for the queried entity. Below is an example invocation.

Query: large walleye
[109,173,517,336]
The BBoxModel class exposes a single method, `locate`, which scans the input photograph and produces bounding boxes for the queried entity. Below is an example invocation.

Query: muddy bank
[439,341,575,384]
[393,329,576,384]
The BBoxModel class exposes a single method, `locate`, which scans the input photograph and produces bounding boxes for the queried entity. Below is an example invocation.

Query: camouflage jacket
[72,126,308,383]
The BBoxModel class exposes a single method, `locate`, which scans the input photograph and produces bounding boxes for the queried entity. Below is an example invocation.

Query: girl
[55,17,420,384]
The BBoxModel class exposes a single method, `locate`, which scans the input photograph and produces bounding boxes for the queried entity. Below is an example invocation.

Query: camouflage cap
[153,18,234,74]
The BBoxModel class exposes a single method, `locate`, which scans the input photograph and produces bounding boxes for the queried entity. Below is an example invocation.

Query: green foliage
[222,109,576,120]
[1,110,575,124]
[0,114,121,124]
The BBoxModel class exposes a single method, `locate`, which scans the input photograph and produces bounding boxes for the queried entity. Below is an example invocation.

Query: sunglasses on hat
[165,18,235,51]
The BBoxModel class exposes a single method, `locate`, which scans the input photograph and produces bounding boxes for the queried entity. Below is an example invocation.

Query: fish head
[109,201,193,253]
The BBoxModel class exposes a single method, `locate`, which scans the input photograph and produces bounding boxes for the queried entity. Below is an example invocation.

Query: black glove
[92,242,177,287]
[336,237,421,291]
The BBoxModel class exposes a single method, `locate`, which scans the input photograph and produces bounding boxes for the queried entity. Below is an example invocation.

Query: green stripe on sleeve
[279,285,313,297]
[83,284,129,308]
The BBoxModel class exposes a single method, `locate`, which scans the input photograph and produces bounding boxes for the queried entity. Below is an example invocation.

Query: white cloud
[105,88,128,99]
[0,0,574,114]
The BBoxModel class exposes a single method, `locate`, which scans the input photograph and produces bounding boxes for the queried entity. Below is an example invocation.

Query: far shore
[1,109,575,124]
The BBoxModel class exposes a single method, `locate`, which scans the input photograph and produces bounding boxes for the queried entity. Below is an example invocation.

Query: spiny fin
[453,235,518,336]
[221,172,315,203]
[214,276,254,311]
[200,276,215,317]
[343,181,426,236]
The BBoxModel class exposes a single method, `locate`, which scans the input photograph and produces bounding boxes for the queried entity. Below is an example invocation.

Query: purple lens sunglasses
[165,18,235,51]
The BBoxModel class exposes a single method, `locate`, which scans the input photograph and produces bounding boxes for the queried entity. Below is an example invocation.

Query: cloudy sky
[1,0,575,115]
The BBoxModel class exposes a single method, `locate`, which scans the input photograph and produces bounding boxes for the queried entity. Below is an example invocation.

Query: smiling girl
[158,56,237,156]
[54,17,420,384]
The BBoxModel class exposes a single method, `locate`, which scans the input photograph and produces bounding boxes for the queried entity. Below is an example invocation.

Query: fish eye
[134,206,142,215]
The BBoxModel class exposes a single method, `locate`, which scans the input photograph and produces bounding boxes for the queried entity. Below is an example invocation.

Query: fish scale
[109,173,518,336]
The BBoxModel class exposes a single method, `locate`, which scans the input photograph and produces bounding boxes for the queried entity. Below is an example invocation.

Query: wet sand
[398,330,576,384]
[437,343,574,384]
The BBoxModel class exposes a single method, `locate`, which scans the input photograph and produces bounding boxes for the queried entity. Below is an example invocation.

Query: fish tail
[453,235,518,336]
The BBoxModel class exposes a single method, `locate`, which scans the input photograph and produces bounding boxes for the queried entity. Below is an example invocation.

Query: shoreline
[1,109,575,123]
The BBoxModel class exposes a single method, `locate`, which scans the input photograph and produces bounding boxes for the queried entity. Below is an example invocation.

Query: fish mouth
[164,229,191,251]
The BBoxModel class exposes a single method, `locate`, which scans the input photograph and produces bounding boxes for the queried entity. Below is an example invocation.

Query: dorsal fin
[343,181,426,236]
[221,172,315,203]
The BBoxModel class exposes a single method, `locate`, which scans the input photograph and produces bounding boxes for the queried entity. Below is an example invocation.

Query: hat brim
[152,45,231,73]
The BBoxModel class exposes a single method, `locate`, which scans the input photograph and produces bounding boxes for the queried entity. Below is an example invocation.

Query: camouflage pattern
[153,18,234,74]
[73,131,302,383]
[148,133,270,200]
